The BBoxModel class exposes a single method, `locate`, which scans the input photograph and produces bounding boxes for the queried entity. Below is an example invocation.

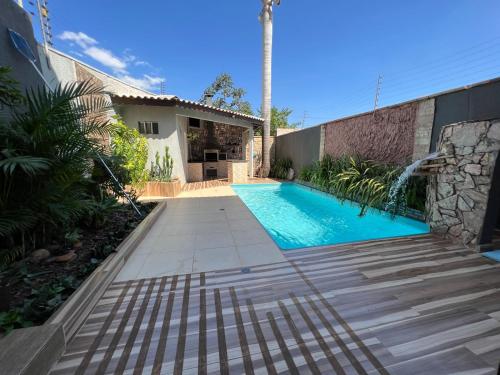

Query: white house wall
[116,104,255,185]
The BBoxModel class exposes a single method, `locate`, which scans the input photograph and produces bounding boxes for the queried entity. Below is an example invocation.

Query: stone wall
[427,120,500,246]
[250,136,276,176]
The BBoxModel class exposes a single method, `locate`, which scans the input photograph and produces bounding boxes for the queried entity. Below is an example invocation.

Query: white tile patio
[115,186,285,281]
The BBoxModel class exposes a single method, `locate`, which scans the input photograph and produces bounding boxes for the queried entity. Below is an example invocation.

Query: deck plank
[50,234,500,374]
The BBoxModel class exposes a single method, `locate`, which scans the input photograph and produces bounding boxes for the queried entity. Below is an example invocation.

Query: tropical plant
[150,146,174,182]
[269,158,292,179]
[0,72,119,264]
[331,157,402,216]
[298,155,425,216]
[0,67,23,107]
[110,116,149,188]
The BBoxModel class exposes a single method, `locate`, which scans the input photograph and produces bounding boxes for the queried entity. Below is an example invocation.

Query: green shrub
[0,70,130,266]
[270,158,292,179]
[150,146,174,182]
[110,116,149,188]
[0,79,113,258]
[298,155,426,216]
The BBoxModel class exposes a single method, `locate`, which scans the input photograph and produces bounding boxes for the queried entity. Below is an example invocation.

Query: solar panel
[8,28,37,63]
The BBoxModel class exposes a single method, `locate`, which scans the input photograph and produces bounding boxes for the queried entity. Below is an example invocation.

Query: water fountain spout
[385,151,442,213]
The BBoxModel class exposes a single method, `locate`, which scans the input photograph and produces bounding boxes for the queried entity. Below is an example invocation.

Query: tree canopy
[200,73,253,115]
[202,73,299,135]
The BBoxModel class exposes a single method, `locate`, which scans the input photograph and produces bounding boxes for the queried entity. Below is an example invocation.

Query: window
[138,121,159,135]
[188,118,201,129]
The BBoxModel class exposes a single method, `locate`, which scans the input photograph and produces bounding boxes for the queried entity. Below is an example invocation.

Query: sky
[29,0,500,126]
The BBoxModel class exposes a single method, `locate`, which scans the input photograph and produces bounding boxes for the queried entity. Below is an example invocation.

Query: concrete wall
[116,104,254,184]
[275,126,321,173]
[39,48,152,96]
[412,98,436,160]
[0,0,44,100]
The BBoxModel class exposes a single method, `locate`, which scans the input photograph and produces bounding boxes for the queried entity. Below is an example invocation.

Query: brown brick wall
[324,102,418,165]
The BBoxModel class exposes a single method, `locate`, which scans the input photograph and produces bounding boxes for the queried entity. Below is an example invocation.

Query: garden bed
[0,201,157,335]
[141,179,182,197]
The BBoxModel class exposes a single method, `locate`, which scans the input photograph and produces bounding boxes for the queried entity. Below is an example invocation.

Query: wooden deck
[50,234,500,374]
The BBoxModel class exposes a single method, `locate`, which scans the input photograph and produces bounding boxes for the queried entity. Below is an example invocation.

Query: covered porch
[183,115,258,184]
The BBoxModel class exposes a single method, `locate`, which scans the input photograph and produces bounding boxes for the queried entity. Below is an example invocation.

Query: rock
[461,189,487,204]
[443,126,453,139]
[433,225,448,235]
[437,183,454,199]
[461,230,475,245]
[431,207,442,222]
[458,196,472,211]
[487,121,500,140]
[450,124,485,147]
[287,168,295,181]
[458,193,475,209]
[464,164,482,175]
[472,155,482,164]
[462,146,474,155]
[73,241,83,249]
[31,249,50,262]
[449,224,463,237]
[437,194,458,210]
[473,176,491,185]
[481,166,490,176]
[463,211,483,234]
[476,139,500,153]
[441,143,455,156]
[478,185,490,195]
[456,174,475,190]
[446,165,458,174]
[438,174,455,183]
[440,208,456,217]
[442,214,461,226]
[54,250,76,263]
[480,154,490,165]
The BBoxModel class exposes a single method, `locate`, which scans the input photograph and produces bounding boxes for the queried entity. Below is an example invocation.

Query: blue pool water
[231,183,429,250]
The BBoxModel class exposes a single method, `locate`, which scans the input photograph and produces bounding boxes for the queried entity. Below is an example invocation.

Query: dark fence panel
[431,79,500,151]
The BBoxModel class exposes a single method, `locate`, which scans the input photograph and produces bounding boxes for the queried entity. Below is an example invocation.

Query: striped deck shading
[50,234,500,374]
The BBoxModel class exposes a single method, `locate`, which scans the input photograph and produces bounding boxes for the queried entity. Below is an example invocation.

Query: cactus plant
[150,146,174,182]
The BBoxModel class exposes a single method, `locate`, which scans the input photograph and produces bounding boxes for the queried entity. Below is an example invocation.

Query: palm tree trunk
[261,0,273,177]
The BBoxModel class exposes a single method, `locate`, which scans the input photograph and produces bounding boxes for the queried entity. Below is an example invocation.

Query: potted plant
[145,146,181,197]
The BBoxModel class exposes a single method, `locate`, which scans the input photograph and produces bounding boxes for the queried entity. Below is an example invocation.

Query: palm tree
[259,0,280,177]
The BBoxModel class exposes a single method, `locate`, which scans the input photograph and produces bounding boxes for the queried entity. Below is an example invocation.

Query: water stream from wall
[385,151,442,213]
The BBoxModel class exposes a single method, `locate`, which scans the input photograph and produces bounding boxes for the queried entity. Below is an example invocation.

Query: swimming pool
[231,183,429,250]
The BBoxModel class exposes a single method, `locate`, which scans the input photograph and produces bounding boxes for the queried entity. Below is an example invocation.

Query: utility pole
[301,111,308,128]
[373,74,383,112]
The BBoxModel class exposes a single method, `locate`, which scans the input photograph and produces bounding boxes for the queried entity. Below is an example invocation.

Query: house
[37,48,263,184]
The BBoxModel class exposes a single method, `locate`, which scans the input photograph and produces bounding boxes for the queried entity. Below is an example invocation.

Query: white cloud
[84,46,127,72]
[58,30,166,92]
[59,31,97,48]
[119,74,165,90]
[134,60,150,67]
